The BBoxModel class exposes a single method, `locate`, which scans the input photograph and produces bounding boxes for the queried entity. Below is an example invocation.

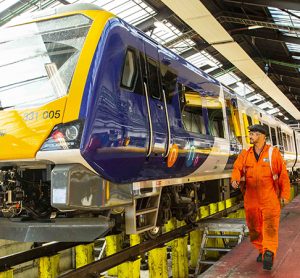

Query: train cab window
[180,85,205,134]
[206,96,225,138]
[146,57,161,100]
[121,49,137,89]
[270,127,277,146]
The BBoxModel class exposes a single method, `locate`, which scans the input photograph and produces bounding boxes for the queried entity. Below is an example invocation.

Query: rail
[60,202,243,278]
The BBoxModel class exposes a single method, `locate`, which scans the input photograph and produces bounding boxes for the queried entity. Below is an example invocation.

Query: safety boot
[263,250,274,270]
[256,253,262,262]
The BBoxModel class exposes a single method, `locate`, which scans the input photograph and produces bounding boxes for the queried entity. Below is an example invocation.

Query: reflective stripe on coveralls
[231,144,290,257]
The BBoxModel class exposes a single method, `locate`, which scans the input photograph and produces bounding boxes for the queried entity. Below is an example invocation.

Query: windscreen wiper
[0,105,14,111]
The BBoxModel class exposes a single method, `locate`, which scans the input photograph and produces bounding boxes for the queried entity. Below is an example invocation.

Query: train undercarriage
[0,164,234,242]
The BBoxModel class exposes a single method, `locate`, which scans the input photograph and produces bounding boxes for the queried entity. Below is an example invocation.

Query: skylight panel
[247,93,264,103]
[93,0,156,25]
[170,39,194,54]
[146,20,183,44]
[215,72,240,86]
[267,107,280,115]
[0,0,19,13]
[258,101,273,110]
[269,7,300,39]
[233,82,254,96]
[286,42,300,53]
[185,50,222,72]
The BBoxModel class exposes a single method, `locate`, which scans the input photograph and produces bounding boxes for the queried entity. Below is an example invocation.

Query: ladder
[194,218,248,277]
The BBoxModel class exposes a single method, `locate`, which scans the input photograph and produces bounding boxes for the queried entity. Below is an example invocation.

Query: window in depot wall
[121,49,137,90]
[179,85,206,134]
[270,127,277,146]
[206,96,225,138]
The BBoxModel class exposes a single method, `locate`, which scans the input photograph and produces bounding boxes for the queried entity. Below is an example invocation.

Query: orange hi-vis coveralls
[232,144,290,257]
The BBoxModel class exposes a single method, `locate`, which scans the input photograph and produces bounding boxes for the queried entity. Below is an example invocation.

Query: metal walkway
[199,195,300,277]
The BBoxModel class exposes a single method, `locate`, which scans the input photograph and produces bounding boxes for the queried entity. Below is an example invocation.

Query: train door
[141,40,170,161]
[224,92,243,168]
[277,126,284,154]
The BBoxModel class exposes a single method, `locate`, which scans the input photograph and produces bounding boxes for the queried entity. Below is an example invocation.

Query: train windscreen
[0,14,92,110]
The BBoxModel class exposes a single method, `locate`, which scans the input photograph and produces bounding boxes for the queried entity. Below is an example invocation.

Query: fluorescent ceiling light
[248,25,264,30]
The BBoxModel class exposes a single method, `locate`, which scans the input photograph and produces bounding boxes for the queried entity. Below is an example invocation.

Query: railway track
[0,242,82,271]
[0,201,243,277]
[60,202,244,278]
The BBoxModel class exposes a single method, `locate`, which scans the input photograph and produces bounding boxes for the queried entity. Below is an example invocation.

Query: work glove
[280,198,288,208]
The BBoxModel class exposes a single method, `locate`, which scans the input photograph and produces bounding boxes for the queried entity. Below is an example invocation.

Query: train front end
[0,5,120,242]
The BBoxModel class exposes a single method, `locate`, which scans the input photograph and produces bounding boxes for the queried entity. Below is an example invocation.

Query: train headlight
[65,125,79,141]
[40,120,84,151]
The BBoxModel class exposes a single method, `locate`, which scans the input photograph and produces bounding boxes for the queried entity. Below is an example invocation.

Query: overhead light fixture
[278,112,283,116]
[284,117,289,120]
[248,25,264,30]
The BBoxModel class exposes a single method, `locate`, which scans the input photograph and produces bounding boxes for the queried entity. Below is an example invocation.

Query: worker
[231,124,290,270]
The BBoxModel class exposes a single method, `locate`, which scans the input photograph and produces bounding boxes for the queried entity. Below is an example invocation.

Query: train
[0,3,299,242]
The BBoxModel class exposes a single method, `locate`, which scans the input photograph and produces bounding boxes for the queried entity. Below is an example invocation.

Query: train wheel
[144,226,162,240]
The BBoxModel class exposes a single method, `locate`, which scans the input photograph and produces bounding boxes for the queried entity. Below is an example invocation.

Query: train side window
[270,127,277,146]
[180,86,205,134]
[291,136,295,152]
[121,49,137,89]
[263,123,271,144]
[277,127,283,146]
[160,63,177,103]
[206,96,225,138]
[282,133,288,150]
[146,57,161,100]
[288,135,293,152]
[224,100,235,139]
[247,115,253,126]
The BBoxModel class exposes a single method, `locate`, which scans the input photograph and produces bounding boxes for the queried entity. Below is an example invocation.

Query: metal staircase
[194,218,248,277]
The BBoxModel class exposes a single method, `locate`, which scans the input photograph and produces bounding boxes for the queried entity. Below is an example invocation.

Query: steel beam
[223,0,300,11]
[233,30,300,45]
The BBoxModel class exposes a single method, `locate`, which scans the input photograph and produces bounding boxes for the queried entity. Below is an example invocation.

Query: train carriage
[0,3,299,242]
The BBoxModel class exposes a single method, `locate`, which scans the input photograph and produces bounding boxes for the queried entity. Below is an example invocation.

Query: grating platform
[199,195,300,277]
[197,218,249,233]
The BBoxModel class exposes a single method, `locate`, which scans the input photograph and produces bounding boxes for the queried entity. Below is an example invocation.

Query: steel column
[75,243,94,269]
[38,254,59,278]
[0,270,13,278]
[148,246,168,278]
[190,230,203,269]
[118,235,141,278]
[106,233,122,276]
[171,236,188,278]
